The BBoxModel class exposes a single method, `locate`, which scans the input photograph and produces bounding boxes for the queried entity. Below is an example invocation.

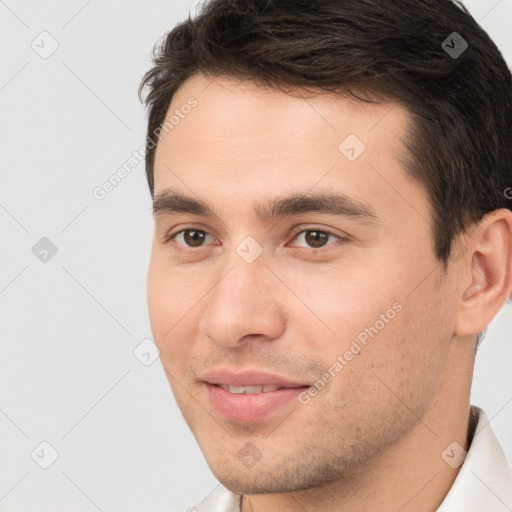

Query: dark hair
[139,0,512,270]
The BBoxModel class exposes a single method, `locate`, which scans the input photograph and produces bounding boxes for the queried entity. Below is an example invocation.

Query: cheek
[290,257,449,406]
[276,260,398,351]
[147,253,201,369]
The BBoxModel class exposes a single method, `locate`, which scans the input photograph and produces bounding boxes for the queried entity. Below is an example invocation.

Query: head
[140,0,512,495]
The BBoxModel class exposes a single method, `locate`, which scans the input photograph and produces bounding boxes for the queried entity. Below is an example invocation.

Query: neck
[242,336,476,512]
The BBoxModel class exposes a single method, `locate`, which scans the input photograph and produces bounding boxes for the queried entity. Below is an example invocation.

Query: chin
[222,476,324,496]
[217,475,292,495]
[208,458,334,496]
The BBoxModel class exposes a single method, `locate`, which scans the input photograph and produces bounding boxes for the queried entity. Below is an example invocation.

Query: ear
[454,209,512,337]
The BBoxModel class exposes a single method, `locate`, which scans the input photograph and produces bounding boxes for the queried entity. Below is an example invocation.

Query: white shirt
[187,406,512,512]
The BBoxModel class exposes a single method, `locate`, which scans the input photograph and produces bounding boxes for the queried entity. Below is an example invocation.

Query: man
[139,0,512,510]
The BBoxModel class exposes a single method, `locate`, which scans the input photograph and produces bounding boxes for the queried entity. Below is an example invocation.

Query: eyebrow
[152,190,379,224]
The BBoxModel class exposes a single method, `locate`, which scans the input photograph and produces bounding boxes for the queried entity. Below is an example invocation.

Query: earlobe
[454,210,512,337]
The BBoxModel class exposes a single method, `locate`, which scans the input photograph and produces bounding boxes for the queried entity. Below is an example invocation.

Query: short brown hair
[139,0,512,268]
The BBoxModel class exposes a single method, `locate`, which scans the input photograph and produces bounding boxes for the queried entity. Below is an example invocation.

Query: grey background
[0,1,511,510]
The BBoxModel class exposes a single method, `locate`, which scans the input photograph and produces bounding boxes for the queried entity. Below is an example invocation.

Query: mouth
[201,369,310,422]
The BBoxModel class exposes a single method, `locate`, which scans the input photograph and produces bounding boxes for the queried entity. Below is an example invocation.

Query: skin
[147,73,512,511]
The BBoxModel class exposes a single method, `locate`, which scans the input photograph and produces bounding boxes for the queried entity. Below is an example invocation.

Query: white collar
[437,406,512,511]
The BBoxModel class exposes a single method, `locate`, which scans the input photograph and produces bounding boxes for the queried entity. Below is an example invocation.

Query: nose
[198,256,286,348]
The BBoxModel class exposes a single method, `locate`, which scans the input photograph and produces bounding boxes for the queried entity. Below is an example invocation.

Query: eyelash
[165,227,345,251]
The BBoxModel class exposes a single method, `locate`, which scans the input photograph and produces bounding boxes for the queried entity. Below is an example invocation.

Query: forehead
[160,74,409,146]
[153,74,428,226]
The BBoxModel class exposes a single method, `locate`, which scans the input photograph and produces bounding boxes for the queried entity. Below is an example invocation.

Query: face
[147,74,458,494]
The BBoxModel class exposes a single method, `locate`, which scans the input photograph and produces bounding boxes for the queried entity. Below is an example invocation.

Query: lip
[200,368,308,388]
[205,383,308,422]
[201,369,310,422]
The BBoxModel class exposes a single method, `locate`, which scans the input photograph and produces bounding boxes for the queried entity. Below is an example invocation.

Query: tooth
[243,386,263,394]
[228,386,247,394]
[226,385,264,394]
[219,385,282,394]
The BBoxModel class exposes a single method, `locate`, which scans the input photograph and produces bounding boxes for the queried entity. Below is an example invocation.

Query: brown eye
[292,229,340,249]
[304,231,330,248]
[183,230,206,247]
[173,229,212,247]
